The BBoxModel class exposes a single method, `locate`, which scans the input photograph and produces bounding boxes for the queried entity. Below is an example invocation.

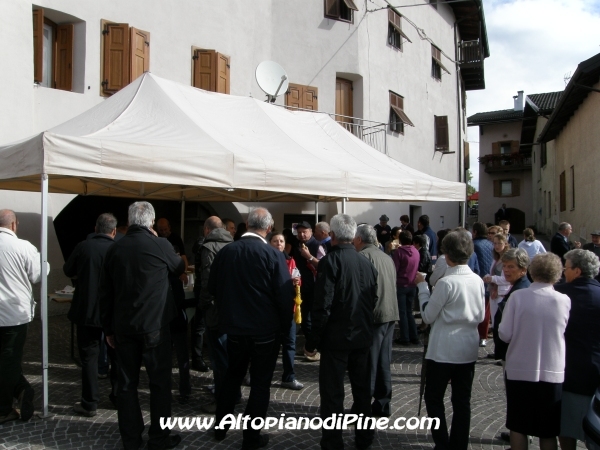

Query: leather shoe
[18,386,35,421]
[0,409,19,424]
[500,431,510,442]
[242,434,269,450]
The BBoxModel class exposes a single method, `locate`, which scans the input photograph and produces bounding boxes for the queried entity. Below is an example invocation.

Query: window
[540,142,547,168]
[387,9,411,50]
[570,166,575,210]
[33,8,74,90]
[434,115,449,151]
[101,21,150,95]
[464,141,470,170]
[431,45,449,80]
[559,171,566,212]
[389,92,414,134]
[324,0,358,22]
[494,179,520,197]
[192,49,230,94]
[285,84,318,110]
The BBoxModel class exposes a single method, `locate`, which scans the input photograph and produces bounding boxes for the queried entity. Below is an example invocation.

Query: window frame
[559,171,566,212]
[387,9,411,51]
[389,91,414,135]
[431,44,449,81]
[570,165,575,210]
[324,0,357,23]
[434,115,449,151]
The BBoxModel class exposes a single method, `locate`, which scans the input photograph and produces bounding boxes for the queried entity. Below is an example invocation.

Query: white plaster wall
[1,0,466,291]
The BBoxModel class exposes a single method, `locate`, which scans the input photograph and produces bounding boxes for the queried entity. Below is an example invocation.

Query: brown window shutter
[492,142,500,155]
[435,115,449,150]
[493,180,500,197]
[215,52,230,94]
[335,78,353,122]
[431,44,450,74]
[325,0,340,18]
[388,9,412,43]
[130,27,150,82]
[54,24,74,91]
[559,171,566,211]
[303,86,318,111]
[343,0,359,11]
[193,49,216,91]
[285,83,302,108]
[511,140,520,154]
[512,179,520,197]
[102,23,130,94]
[464,141,470,170]
[33,9,44,83]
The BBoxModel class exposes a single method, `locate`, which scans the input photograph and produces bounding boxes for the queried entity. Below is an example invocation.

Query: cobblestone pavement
[0,311,561,450]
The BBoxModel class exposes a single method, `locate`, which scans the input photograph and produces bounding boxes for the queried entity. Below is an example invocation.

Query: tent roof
[0,73,465,203]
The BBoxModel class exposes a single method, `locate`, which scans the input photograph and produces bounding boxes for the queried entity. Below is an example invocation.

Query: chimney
[513,90,524,111]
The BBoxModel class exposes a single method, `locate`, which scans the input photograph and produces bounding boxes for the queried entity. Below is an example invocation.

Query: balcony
[459,39,485,90]
[479,152,532,173]
[283,106,388,154]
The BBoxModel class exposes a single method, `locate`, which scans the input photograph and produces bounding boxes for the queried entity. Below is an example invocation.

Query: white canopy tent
[0,73,465,416]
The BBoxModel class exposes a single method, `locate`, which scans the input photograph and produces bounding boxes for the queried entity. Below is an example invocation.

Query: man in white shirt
[0,209,48,424]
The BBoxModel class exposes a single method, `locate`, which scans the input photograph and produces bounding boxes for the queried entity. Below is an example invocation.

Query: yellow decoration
[294,284,302,324]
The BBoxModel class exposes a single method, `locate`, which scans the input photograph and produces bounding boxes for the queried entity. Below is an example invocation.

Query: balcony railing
[283,106,388,154]
[479,152,532,173]
[458,39,483,67]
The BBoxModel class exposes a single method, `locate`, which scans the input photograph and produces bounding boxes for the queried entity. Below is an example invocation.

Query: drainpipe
[454,20,465,226]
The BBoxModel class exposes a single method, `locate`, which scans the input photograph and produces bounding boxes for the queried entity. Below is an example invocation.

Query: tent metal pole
[314,201,318,226]
[180,197,185,240]
[342,198,346,214]
[40,173,50,417]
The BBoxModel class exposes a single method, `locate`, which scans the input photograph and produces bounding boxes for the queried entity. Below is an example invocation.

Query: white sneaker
[305,351,320,362]
[479,339,487,347]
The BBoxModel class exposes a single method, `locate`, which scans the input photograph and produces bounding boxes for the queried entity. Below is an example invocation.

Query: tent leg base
[36,412,55,420]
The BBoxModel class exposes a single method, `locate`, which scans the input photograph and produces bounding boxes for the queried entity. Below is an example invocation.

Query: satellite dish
[255,61,289,103]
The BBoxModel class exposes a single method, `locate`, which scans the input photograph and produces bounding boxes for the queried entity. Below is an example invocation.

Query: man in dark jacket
[99,201,185,450]
[555,249,600,449]
[415,215,437,258]
[305,214,378,450]
[551,222,581,264]
[354,224,398,418]
[195,216,234,414]
[209,207,294,449]
[64,213,117,417]
[292,221,325,352]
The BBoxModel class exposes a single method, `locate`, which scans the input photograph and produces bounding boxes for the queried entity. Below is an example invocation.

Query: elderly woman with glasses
[499,253,571,450]
[555,250,600,450]
[415,229,485,450]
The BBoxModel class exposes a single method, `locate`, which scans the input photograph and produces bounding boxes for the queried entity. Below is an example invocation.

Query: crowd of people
[0,205,599,450]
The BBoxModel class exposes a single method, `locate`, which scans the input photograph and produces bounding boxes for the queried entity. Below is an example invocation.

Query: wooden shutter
[464,141,470,170]
[33,9,44,83]
[303,86,318,111]
[493,180,500,197]
[511,140,520,154]
[559,171,566,211]
[193,49,215,91]
[390,92,414,127]
[512,179,520,197]
[285,83,302,109]
[492,142,500,155]
[431,44,450,74]
[215,52,230,94]
[325,0,340,18]
[343,0,359,11]
[434,115,449,150]
[102,23,130,94]
[335,78,353,122]
[387,9,412,43]
[130,27,150,82]
[54,24,73,91]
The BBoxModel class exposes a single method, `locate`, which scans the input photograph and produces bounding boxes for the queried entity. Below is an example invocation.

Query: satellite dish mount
[255,61,289,103]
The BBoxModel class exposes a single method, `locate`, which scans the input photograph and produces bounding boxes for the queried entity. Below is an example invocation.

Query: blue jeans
[281,320,296,382]
[397,286,418,342]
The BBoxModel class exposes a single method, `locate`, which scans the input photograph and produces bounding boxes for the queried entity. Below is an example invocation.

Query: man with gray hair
[0,209,46,424]
[551,222,581,265]
[305,214,378,450]
[209,207,294,448]
[353,224,399,418]
[99,201,185,450]
[314,221,332,254]
[64,213,117,417]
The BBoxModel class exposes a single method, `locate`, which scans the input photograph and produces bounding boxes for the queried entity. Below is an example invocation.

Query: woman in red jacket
[270,232,304,390]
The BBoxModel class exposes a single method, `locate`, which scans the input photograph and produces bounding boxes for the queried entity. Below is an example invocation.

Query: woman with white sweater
[499,253,571,450]
[415,229,485,450]
[518,228,547,260]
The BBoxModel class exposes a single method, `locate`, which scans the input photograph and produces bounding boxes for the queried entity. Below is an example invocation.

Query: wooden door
[335,78,353,124]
